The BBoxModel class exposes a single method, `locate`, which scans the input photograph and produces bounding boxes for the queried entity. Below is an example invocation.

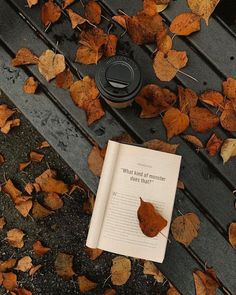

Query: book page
[98,142,181,263]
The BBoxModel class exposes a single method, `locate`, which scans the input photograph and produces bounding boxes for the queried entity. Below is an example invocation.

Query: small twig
[171,33,176,41]
[178,70,198,82]
[178,209,184,216]
[80,0,84,8]
[101,14,110,22]
[44,23,51,33]
[159,231,171,243]
[117,9,129,17]
[107,23,113,35]
[103,274,112,287]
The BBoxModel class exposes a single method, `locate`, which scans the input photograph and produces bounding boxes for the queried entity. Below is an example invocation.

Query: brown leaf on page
[104,34,118,57]
[183,135,204,148]
[85,247,103,260]
[15,256,33,272]
[0,216,6,230]
[11,48,38,66]
[27,0,39,8]
[171,213,200,246]
[83,193,95,215]
[2,272,18,291]
[2,179,22,202]
[56,68,74,89]
[193,268,219,295]
[163,107,189,140]
[55,252,75,279]
[6,228,25,248]
[33,240,50,256]
[200,90,224,108]
[167,287,181,295]
[78,275,98,293]
[220,138,236,163]
[220,100,236,132]
[153,50,188,81]
[1,118,21,134]
[15,197,33,217]
[44,193,63,210]
[85,0,101,25]
[19,161,31,171]
[170,12,200,36]
[38,49,66,81]
[143,260,165,283]
[29,264,42,276]
[112,15,128,29]
[32,201,54,218]
[87,146,104,177]
[178,85,198,114]
[0,104,15,128]
[206,133,222,156]
[0,259,17,272]
[111,256,131,286]
[137,198,167,237]
[62,0,75,9]
[135,84,177,118]
[66,9,87,29]
[41,0,61,27]
[229,222,236,249]
[23,77,38,94]
[144,139,179,154]
[158,35,173,54]
[189,107,219,132]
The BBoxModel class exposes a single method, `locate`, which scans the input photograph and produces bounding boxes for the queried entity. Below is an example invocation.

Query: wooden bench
[0,0,236,294]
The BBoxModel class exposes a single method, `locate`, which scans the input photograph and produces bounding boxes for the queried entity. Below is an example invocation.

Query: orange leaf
[41,0,61,26]
[170,12,200,36]
[62,0,75,9]
[177,180,185,190]
[220,100,236,132]
[85,0,101,25]
[38,140,50,149]
[23,77,38,94]
[158,35,173,54]
[193,268,219,294]
[27,0,38,8]
[33,240,50,256]
[189,107,219,132]
[87,146,104,177]
[19,161,31,171]
[0,153,5,165]
[15,256,32,272]
[83,193,95,215]
[111,256,131,286]
[104,34,118,57]
[11,48,38,67]
[2,272,18,291]
[0,259,17,272]
[24,183,34,195]
[144,139,179,154]
[32,201,54,218]
[14,288,32,295]
[55,252,75,279]
[167,287,181,295]
[112,15,128,29]
[137,198,167,237]
[44,192,63,210]
[6,228,25,248]
[56,68,74,89]
[85,247,103,260]
[0,216,6,230]
[15,197,33,217]
[2,179,22,202]
[104,289,116,295]
[178,85,198,114]
[29,264,42,276]
[66,9,87,29]
[223,77,236,104]
[229,222,236,249]
[29,151,44,162]
[1,118,21,134]
[206,133,222,156]
[184,134,204,148]
[78,275,98,293]
[200,90,224,108]
[163,107,189,140]
[0,104,15,128]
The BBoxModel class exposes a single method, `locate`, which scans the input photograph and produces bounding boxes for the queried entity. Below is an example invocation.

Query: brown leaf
[135,84,177,118]
[223,77,236,104]
[15,256,32,272]
[167,287,181,295]
[0,259,17,272]
[55,252,75,279]
[111,256,131,286]
[220,138,236,163]
[0,272,2,286]
[229,222,236,249]
[83,193,95,215]
[193,268,219,294]
[29,151,44,162]
[24,183,34,195]
[23,77,38,94]
[112,15,128,29]
[85,247,103,260]
[11,48,38,67]
[6,228,25,248]
[144,139,179,154]
[200,90,224,108]
[0,153,5,165]
[27,0,38,8]
[153,50,188,81]
[78,275,98,293]
[171,213,200,246]
[75,45,103,65]
[32,201,54,218]
[33,240,50,256]
[104,34,118,57]
[41,0,61,26]
[104,289,116,295]
[67,9,87,29]
[19,161,31,171]
[170,12,200,36]
[189,107,219,132]
[178,85,198,114]
[33,183,41,192]
[38,49,65,81]
[38,141,50,149]
[183,135,204,148]
[206,133,222,156]
[87,146,104,177]
[56,68,74,89]
[2,179,22,202]
[143,260,164,283]
[29,264,42,276]
[0,217,6,230]
[0,104,15,128]
[163,107,189,140]
[14,288,32,295]
[85,0,101,25]
[158,35,173,54]
[177,180,185,190]
[15,197,33,217]
[44,193,63,210]
[137,198,167,237]
[62,0,75,9]
[86,98,105,125]
[1,118,21,134]
[220,100,236,132]
[187,0,220,25]
[2,272,18,291]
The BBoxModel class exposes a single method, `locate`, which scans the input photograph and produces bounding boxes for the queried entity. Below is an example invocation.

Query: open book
[86,140,181,263]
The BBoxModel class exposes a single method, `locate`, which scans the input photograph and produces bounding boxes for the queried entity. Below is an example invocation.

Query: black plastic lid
[95,56,142,103]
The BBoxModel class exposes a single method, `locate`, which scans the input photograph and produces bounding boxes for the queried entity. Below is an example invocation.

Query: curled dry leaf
[83,193,95,215]
[33,240,50,256]
[7,228,25,248]
[135,84,177,118]
[153,50,188,82]
[143,260,164,283]
[29,264,42,276]
[178,85,198,114]
[0,153,5,165]
[187,0,220,25]
[38,49,66,81]
[44,193,63,210]
[19,161,31,171]
[200,90,224,108]
[104,34,118,57]
[111,256,131,286]
[229,222,236,249]
[55,68,74,89]
[206,133,222,156]
[2,179,21,202]
[171,213,200,246]
[189,107,219,132]
[62,0,75,9]
[27,0,38,8]
[220,138,236,163]
[85,0,101,25]
[220,100,236,132]
[23,77,38,94]
[163,107,189,140]
[32,201,54,218]
[66,9,87,29]
[0,216,6,230]
[1,118,21,134]
[41,0,61,26]
[0,104,15,128]
[137,198,167,237]
[184,135,204,148]
[167,287,181,295]
[15,256,32,272]
[193,268,219,295]
[170,12,201,36]
[15,196,33,217]
[0,259,17,272]
[30,151,44,162]
[11,48,38,67]
[55,252,75,279]
[144,139,179,154]
[78,275,98,293]
[85,247,103,260]
[87,146,104,177]
[2,272,18,291]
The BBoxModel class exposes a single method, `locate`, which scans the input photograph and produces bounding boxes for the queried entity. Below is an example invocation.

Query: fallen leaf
[223,77,236,104]
[11,48,38,66]
[33,183,41,192]
[220,138,236,163]
[167,287,181,295]
[144,139,179,154]
[78,275,98,293]
[200,90,224,108]
[111,256,131,286]
[0,153,4,165]
[83,193,95,215]
[2,272,18,291]
[189,107,219,132]
[183,135,204,148]
[153,50,188,81]
[220,100,236,132]
[41,0,61,26]
[144,0,170,15]
[170,12,200,36]
[112,15,128,29]
[0,217,6,230]
[104,34,118,57]
[85,0,101,25]
[135,84,177,118]
[87,146,104,177]
[29,264,42,276]
[137,198,167,237]
[156,3,168,12]
[2,179,21,202]
[38,49,65,81]
[15,256,32,272]
[27,0,38,8]
[0,272,2,285]
[55,68,74,89]
[171,213,200,246]
[23,77,38,94]
[1,118,21,134]
[143,260,164,283]
[14,288,32,295]
[33,240,50,256]
[85,247,103,260]
[158,35,173,54]
[38,141,50,149]
[86,98,105,125]
[193,268,219,294]
[177,180,185,190]
[0,259,17,272]
[7,228,25,248]
[187,0,220,25]
[24,183,34,195]
[163,107,189,140]
[229,222,236,249]
[15,197,33,217]
[55,252,75,279]
[32,201,54,218]
[104,289,116,295]
[178,85,198,114]
[206,133,222,156]
[19,161,31,171]
[29,151,44,162]
[66,9,87,29]
[62,0,75,9]
[0,104,15,128]
[44,193,63,210]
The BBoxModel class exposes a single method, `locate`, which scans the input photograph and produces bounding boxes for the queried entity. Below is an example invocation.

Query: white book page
[98,143,181,263]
